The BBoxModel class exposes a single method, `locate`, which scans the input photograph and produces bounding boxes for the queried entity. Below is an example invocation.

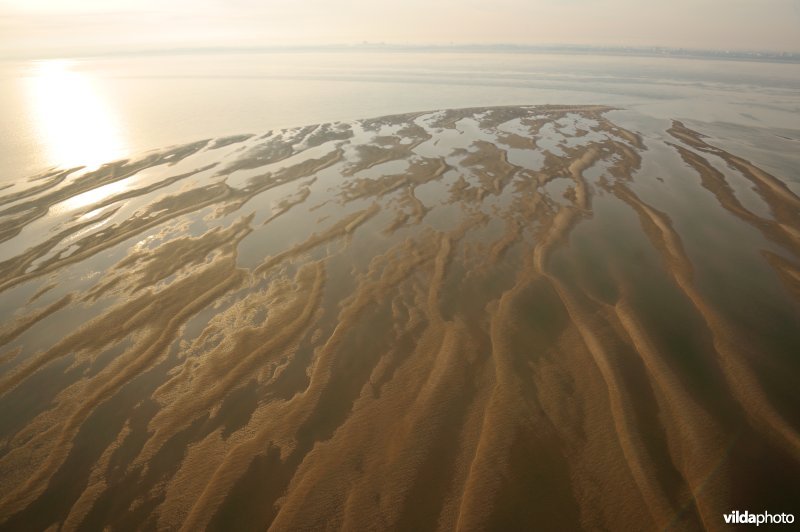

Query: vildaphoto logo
[723,510,795,526]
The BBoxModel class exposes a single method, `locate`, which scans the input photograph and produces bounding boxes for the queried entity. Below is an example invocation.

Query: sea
[1,50,799,182]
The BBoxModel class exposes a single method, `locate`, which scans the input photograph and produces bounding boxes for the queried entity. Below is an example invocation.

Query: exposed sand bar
[0,105,797,531]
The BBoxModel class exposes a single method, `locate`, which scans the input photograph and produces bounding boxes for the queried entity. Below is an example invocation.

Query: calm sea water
[1,51,799,182]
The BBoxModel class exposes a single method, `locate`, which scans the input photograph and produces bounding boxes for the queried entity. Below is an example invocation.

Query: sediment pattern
[0,105,798,531]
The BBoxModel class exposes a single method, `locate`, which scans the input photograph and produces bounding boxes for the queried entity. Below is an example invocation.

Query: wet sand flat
[0,105,798,530]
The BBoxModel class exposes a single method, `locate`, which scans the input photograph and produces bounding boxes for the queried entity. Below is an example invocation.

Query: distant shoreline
[4,43,800,65]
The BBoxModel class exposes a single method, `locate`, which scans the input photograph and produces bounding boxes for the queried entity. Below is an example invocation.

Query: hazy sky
[1,0,799,58]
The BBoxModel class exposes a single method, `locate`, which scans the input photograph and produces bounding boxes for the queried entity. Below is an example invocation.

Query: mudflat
[0,105,798,530]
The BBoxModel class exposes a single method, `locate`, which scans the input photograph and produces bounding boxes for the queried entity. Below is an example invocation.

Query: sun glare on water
[26,60,127,173]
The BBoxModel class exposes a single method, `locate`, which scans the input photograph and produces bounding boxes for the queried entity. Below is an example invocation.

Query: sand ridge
[0,105,797,530]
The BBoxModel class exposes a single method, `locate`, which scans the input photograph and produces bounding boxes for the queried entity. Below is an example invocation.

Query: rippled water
[0,100,798,530]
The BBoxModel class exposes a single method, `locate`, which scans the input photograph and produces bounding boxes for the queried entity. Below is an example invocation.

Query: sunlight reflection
[26,60,127,173]
[61,179,130,214]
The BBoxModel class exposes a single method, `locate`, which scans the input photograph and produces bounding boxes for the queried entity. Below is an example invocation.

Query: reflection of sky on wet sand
[25,60,126,172]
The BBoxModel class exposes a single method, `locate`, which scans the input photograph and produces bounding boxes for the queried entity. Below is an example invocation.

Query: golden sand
[0,105,797,530]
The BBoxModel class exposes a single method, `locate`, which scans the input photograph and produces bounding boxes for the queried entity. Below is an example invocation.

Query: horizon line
[3,42,800,64]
